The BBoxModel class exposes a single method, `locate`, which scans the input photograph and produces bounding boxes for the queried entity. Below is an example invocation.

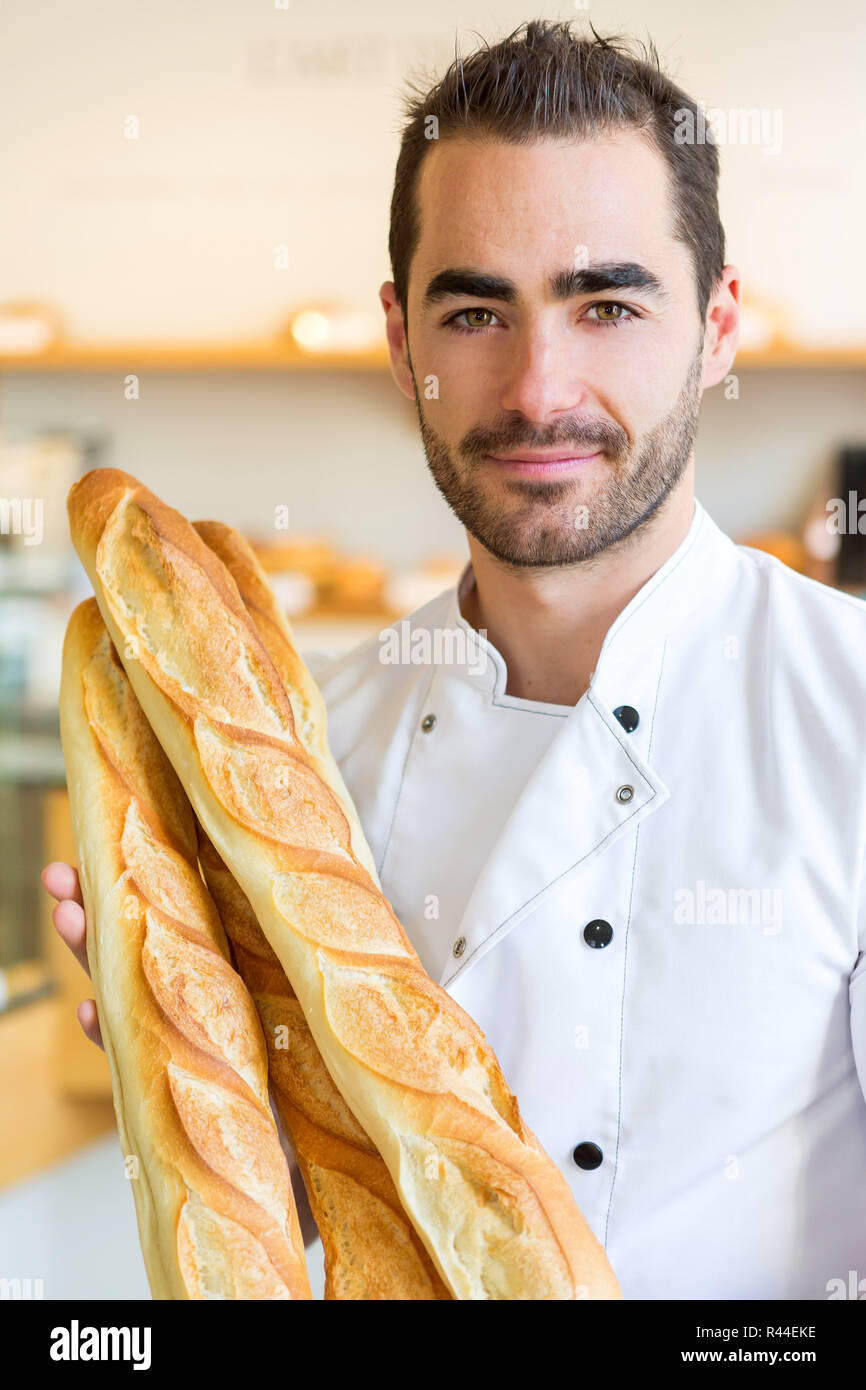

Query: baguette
[198,829,451,1300]
[68,468,623,1301]
[59,597,311,1300]
[193,519,451,1299]
[191,520,380,886]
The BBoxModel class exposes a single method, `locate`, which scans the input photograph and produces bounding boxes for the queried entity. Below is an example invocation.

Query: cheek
[593,334,696,430]
[414,331,499,415]
[602,359,661,423]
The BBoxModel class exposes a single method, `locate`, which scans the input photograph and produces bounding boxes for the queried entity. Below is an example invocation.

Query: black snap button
[614,705,640,733]
[583,919,613,949]
[573,1142,603,1170]
[421,714,437,732]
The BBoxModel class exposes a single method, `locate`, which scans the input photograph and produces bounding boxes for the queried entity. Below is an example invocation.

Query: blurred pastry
[319,555,386,613]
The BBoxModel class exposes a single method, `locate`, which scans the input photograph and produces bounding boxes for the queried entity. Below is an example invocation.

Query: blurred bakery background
[1,0,865,1300]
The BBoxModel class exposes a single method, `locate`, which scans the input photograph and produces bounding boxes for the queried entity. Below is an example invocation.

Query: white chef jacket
[303,496,866,1300]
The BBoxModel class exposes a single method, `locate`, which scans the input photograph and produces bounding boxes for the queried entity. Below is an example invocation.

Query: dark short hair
[388,19,725,323]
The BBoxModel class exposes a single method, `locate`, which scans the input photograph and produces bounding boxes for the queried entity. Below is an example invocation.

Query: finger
[41,862,83,907]
[53,899,90,978]
[77,999,104,1052]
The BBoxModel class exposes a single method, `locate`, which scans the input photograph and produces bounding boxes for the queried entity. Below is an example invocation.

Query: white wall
[2,0,864,343]
[1,0,864,559]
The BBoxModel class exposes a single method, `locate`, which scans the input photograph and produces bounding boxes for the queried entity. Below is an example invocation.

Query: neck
[459,472,696,707]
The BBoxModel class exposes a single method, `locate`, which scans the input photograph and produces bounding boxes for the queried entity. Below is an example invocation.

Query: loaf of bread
[59,597,311,1300]
[68,468,623,1301]
[191,520,380,886]
[198,829,451,1300]
[193,519,451,1300]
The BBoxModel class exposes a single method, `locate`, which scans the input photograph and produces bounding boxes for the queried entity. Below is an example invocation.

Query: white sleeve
[849,848,866,1106]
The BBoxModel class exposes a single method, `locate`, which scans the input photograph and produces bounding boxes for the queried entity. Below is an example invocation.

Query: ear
[379,280,416,402]
[701,265,741,389]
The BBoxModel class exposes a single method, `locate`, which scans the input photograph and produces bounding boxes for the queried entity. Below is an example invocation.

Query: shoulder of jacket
[735,541,866,623]
[732,543,866,701]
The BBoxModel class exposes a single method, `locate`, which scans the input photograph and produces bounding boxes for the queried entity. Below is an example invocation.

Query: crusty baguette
[59,597,311,1300]
[193,519,451,1300]
[68,468,623,1301]
[191,521,380,885]
[197,829,452,1300]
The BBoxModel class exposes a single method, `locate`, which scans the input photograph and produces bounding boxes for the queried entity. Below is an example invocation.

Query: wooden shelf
[0,340,391,372]
[734,344,866,369]
[1,339,865,372]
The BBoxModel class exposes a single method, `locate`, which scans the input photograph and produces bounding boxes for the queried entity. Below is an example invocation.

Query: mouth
[484,451,602,477]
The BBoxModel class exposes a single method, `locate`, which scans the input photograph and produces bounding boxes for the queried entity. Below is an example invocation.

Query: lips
[485,451,602,475]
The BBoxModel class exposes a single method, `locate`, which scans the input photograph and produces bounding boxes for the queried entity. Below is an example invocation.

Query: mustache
[461,418,629,460]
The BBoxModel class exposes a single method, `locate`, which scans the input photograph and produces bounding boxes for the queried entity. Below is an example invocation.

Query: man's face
[402,131,707,568]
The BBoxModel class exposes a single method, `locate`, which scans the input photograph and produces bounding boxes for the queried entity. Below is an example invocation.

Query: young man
[45,21,866,1299]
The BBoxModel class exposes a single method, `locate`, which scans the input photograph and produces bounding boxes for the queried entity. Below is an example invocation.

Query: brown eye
[594,303,623,321]
[447,307,499,333]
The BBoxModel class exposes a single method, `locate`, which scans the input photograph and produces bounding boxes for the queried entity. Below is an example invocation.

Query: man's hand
[41,861,103,1050]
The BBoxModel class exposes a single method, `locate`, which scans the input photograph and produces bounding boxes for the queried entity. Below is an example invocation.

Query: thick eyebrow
[420,262,669,310]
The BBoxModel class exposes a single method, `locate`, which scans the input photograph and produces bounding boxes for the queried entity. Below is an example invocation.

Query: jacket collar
[435,497,741,988]
[445,497,738,699]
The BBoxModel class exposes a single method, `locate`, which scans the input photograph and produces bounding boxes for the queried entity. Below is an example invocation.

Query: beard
[409,344,704,569]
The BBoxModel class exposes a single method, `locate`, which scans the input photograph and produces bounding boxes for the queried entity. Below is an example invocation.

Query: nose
[498,322,596,423]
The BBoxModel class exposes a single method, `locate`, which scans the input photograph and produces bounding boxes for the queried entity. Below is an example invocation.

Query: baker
[44,19,866,1299]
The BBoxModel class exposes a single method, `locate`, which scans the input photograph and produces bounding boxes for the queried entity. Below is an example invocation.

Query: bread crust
[59,597,311,1300]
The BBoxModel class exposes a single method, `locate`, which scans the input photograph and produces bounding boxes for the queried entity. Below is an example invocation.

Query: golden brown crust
[197,830,451,1300]
[59,597,311,1300]
[68,469,623,1300]
[193,518,381,883]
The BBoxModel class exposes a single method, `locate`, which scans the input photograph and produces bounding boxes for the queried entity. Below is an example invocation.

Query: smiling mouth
[484,451,602,475]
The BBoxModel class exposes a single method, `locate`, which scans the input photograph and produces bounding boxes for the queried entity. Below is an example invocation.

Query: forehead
[412,131,681,290]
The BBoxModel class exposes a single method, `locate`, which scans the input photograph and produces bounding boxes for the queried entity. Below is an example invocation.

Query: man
[44,21,866,1299]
